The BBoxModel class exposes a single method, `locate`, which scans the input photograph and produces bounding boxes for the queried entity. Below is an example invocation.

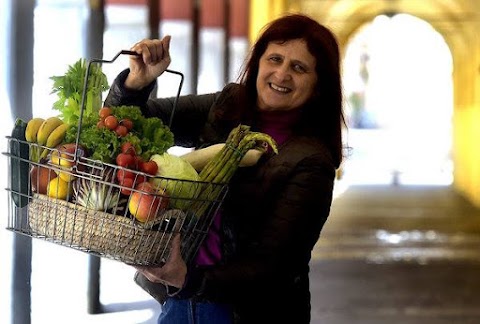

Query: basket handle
[74,50,184,162]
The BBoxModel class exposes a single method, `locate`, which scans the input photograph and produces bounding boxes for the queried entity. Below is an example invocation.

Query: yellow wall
[443,13,480,207]
[452,27,480,205]
[454,107,480,205]
[248,0,289,43]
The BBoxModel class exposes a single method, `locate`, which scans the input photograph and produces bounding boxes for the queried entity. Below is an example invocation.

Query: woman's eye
[293,64,306,73]
[269,56,282,63]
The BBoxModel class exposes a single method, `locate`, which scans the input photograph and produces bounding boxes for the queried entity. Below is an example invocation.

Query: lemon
[47,177,72,200]
[51,150,76,182]
[56,167,76,182]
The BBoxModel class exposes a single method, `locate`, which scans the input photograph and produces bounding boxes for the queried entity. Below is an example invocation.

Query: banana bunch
[25,116,69,162]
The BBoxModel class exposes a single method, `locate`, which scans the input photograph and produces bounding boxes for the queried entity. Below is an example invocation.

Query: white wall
[0,1,13,323]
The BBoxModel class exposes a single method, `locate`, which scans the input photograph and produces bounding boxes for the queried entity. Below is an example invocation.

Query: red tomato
[119,177,134,195]
[120,119,134,131]
[117,169,136,181]
[104,115,118,130]
[99,107,112,119]
[121,142,136,156]
[133,155,144,170]
[134,174,147,186]
[135,181,155,193]
[97,120,105,129]
[116,153,135,168]
[115,125,128,137]
[140,160,158,175]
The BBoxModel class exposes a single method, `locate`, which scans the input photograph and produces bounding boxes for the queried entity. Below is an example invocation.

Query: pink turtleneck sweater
[194,109,301,266]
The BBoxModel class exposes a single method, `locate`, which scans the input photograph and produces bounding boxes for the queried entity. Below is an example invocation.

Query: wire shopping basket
[4,51,228,266]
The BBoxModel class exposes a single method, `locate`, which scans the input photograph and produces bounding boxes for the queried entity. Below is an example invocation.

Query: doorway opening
[340,14,453,186]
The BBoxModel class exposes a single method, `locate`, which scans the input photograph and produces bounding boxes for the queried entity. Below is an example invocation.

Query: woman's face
[256,39,317,112]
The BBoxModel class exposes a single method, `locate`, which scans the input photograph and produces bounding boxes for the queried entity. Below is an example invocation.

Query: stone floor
[310,184,480,324]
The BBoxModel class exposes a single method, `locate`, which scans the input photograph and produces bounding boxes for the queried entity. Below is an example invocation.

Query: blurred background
[1,0,480,323]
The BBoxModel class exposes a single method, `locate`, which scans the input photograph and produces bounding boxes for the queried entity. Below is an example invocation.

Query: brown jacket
[105,70,336,323]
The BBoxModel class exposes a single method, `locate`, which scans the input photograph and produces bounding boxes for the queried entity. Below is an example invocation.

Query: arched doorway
[341,14,453,186]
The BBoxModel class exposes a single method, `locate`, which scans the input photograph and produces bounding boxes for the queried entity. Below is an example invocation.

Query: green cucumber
[10,118,31,207]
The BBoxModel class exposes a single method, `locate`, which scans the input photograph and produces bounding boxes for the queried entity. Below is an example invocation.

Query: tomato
[120,119,134,131]
[134,155,144,169]
[115,125,128,137]
[99,107,112,119]
[134,174,147,185]
[104,115,118,130]
[116,153,135,168]
[140,160,158,175]
[96,120,105,129]
[119,177,134,195]
[117,169,136,181]
[121,142,136,156]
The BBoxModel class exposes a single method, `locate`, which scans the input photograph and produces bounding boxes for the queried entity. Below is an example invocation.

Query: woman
[105,13,345,324]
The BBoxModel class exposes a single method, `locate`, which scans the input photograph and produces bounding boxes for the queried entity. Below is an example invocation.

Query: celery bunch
[50,59,109,127]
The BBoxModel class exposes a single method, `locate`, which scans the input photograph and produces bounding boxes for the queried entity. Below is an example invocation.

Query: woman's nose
[273,63,292,81]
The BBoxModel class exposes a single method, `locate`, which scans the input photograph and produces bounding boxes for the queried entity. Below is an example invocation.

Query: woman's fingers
[125,36,172,90]
[130,37,170,65]
[130,40,154,65]
[161,35,171,63]
[169,233,182,259]
[135,266,161,283]
[131,233,186,288]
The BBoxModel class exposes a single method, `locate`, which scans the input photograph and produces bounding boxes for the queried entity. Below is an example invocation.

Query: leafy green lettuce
[64,105,174,163]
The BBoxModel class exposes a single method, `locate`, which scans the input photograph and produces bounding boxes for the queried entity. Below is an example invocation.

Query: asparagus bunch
[199,124,277,183]
[191,124,278,217]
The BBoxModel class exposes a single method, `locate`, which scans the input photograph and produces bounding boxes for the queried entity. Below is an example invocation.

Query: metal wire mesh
[4,51,227,266]
[5,140,228,265]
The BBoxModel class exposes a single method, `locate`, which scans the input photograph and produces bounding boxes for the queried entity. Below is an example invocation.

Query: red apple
[30,164,57,194]
[128,182,169,222]
[50,143,88,167]
[50,143,88,182]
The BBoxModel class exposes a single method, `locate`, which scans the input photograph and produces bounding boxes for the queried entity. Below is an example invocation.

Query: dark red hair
[239,14,345,167]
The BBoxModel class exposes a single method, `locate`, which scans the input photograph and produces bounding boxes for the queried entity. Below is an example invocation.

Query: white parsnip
[180,144,224,172]
[239,149,264,167]
[181,144,266,172]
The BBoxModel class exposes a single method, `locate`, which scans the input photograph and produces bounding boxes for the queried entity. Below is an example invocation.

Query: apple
[30,164,57,194]
[50,143,88,167]
[128,182,169,223]
[50,143,88,182]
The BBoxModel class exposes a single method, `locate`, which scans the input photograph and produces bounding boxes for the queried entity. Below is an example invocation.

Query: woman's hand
[124,35,172,90]
[134,234,187,288]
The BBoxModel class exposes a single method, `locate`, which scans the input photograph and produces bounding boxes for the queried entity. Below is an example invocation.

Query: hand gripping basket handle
[74,50,184,161]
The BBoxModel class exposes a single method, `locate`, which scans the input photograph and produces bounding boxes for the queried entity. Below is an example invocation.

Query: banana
[40,123,69,159]
[45,123,68,148]
[36,117,64,146]
[25,117,45,143]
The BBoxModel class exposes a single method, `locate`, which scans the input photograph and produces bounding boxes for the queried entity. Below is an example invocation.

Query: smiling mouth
[269,83,291,93]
